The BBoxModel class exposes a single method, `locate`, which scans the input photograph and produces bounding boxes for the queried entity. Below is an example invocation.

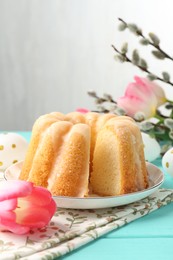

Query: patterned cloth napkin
[0,188,173,260]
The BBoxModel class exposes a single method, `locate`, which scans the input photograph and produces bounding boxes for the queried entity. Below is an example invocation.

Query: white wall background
[0,0,173,130]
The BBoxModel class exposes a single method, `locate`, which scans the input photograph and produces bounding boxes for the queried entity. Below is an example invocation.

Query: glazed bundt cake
[19,112,149,197]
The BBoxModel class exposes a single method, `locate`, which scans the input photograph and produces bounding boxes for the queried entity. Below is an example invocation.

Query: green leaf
[68,212,74,216]
[149,32,160,46]
[169,130,173,140]
[162,71,170,82]
[152,50,165,59]
[132,49,140,65]
[75,216,87,219]
[66,217,73,221]
[140,210,145,215]
[73,221,84,224]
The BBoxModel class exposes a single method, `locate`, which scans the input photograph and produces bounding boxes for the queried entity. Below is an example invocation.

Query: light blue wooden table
[17,132,173,260]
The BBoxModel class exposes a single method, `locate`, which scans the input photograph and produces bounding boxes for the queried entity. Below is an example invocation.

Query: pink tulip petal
[134,76,146,87]
[117,96,156,118]
[0,209,16,222]
[76,108,89,114]
[117,75,167,118]
[0,198,17,210]
[0,181,56,234]
[135,76,166,106]
[15,206,53,227]
[0,181,33,202]
[125,82,156,103]
[0,220,30,235]
[47,198,57,217]
[24,186,53,206]
[16,197,56,226]
[117,96,140,116]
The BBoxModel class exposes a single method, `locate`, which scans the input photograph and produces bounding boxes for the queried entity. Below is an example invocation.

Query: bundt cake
[19,112,149,197]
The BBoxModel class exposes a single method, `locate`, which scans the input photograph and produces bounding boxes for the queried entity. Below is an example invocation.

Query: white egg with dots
[0,133,28,170]
[162,147,173,177]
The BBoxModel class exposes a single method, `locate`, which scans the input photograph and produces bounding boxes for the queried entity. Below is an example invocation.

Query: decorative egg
[141,133,161,162]
[162,147,173,177]
[0,133,28,171]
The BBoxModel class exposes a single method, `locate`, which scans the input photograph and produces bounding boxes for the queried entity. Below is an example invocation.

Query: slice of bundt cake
[90,116,148,196]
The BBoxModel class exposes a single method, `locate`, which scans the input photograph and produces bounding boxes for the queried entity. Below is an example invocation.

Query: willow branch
[112,44,173,86]
[118,18,173,61]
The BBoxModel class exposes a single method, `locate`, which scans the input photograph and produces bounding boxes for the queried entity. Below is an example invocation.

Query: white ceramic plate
[4,161,164,209]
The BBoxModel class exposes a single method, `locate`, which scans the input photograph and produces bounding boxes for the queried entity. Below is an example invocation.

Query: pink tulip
[117,76,166,118]
[76,108,90,114]
[0,180,56,235]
